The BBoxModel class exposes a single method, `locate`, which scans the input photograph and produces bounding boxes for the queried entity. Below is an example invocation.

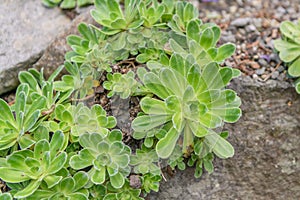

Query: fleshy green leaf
[156,127,180,158]
[205,132,234,159]
[0,168,30,183]
[14,180,41,198]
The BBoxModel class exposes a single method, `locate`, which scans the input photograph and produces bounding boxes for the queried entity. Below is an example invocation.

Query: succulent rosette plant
[274,20,300,93]
[1,0,242,198]
[69,131,131,189]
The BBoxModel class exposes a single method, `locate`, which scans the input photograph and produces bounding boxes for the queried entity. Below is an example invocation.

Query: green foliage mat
[274,20,300,93]
[0,0,242,199]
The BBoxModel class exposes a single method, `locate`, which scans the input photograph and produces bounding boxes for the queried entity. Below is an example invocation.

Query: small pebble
[277,6,286,14]
[261,74,268,79]
[278,66,285,73]
[271,71,280,79]
[252,18,262,29]
[270,53,280,62]
[230,6,237,13]
[277,73,286,81]
[246,24,257,32]
[258,58,269,67]
[239,28,246,35]
[231,17,251,27]
[256,67,266,75]
[250,62,260,69]
[253,55,259,60]
[221,32,236,43]
[287,8,295,14]
[252,74,258,79]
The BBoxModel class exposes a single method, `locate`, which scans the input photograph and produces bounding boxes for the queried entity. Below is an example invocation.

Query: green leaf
[274,40,300,62]
[18,71,38,91]
[172,112,183,131]
[73,171,89,191]
[205,132,234,159]
[140,97,171,115]
[296,79,300,94]
[215,43,236,62]
[189,122,209,137]
[49,131,65,159]
[187,20,200,42]
[44,175,62,188]
[60,0,76,9]
[14,180,41,198]
[34,140,50,160]
[0,167,30,183]
[91,168,106,184]
[169,38,186,54]
[200,28,214,50]
[7,153,27,169]
[203,159,214,173]
[0,99,14,124]
[143,72,171,99]
[160,68,186,96]
[288,57,300,77]
[183,3,197,22]
[60,177,75,194]
[211,26,221,46]
[202,62,223,89]
[110,172,124,189]
[132,115,171,132]
[48,152,67,174]
[169,53,186,77]
[156,127,180,158]
[49,65,64,82]
[19,135,35,149]
[219,67,233,86]
[23,110,40,132]
[69,149,94,169]
[0,193,12,200]
[280,21,300,43]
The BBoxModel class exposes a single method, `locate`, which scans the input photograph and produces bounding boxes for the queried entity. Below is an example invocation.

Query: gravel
[231,17,251,27]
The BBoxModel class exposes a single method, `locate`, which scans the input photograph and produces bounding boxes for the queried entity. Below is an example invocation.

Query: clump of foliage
[274,20,300,93]
[42,0,94,9]
[0,0,241,199]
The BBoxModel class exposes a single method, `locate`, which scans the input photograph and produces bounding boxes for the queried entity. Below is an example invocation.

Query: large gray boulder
[0,0,70,94]
[150,77,300,200]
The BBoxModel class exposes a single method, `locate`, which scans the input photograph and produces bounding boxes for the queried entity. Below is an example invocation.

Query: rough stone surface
[150,76,300,200]
[230,17,251,27]
[0,0,70,94]
[33,8,96,79]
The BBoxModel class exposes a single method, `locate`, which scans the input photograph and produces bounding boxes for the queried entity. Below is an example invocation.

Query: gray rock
[150,77,300,199]
[220,31,236,43]
[0,0,71,94]
[231,17,251,27]
[258,58,269,67]
[245,24,257,32]
[33,9,96,79]
[255,67,265,75]
[277,73,286,81]
[277,6,287,14]
[278,66,286,73]
[270,53,280,62]
[271,71,280,79]
[252,18,262,29]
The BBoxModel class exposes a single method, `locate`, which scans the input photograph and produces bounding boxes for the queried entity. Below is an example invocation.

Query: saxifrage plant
[0,131,67,198]
[132,53,241,159]
[274,20,300,93]
[42,0,94,9]
[69,131,131,189]
[0,0,242,199]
